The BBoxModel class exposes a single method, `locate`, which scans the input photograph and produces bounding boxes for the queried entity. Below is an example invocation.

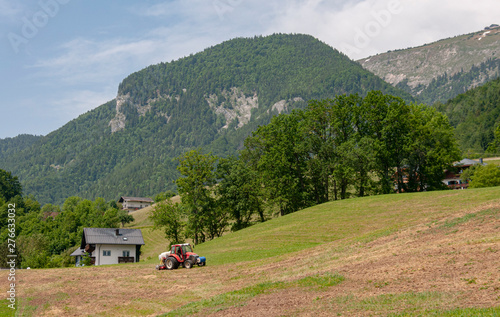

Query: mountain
[0,33,412,205]
[435,77,500,154]
[358,25,500,105]
[0,134,42,161]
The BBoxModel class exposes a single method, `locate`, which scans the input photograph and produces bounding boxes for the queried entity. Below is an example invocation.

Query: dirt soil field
[2,203,499,316]
[208,208,500,316]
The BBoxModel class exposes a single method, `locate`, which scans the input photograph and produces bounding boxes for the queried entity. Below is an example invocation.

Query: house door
[118,250,134,263]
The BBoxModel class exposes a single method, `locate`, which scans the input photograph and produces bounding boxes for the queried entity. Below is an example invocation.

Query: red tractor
[158,243,206,270]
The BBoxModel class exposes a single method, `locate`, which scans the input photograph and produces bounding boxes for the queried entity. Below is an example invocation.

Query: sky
[1,0,499,139]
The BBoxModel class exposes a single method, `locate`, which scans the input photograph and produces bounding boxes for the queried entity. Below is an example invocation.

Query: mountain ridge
[0,33,411,205]
[358,26,500,104]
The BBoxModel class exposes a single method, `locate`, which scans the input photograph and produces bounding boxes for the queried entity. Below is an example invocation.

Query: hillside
[358,26,500,104]
[0,34,412,205]
[435,78,500,154]
[0,134,42,161]
[3,188,499,316]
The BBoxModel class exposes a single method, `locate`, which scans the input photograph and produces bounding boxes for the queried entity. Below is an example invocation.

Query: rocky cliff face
[358,27,500,102]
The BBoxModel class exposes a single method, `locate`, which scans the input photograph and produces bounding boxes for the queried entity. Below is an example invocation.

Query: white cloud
[261,0,500,59]
[30,37,156,84]
[50,88,117,117]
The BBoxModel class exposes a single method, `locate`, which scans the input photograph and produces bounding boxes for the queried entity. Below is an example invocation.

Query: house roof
[454,158,486,167]
[81,228,145,249]
[118,196,154,203]
[70,248,85,257]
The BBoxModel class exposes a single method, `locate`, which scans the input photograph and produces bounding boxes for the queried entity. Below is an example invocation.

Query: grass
[192,187,500,265]
[333,292,500,316]
[130,188,500,264]
[0,299,15,317]
[163,273,346,316]
[437,208,499,231]
[6,187,500,316]
[392,306,500,316]
[296,272,345,289]
[333,292,448,314]
[162,281,289,316]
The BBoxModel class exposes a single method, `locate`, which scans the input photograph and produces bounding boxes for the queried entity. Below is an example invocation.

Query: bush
[469,164,500,188]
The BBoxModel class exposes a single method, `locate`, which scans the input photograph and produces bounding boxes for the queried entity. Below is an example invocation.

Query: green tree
[328,94,363,199]
[118,210,135,228]
[18,233,50,268]
[216,156,265,231]
[176,149,220,244]
[149,199,185,246]
[0,169,22,201]
[243,110,312,216]
[302,99,336,203]
[362,91,411,194]
[469,164,500,188]
[487,124,500,153]
[154,190,176,203]
[405,105,461,191]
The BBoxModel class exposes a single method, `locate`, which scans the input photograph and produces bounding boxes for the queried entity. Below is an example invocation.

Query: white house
[119,196,154,212]
[71,228,145,266]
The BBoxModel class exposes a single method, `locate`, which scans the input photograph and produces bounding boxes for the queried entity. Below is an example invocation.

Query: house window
[123,251,130,257]
[103,250,111,256]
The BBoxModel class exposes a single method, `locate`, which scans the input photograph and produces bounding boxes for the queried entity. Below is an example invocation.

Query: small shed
[70,248,86,267]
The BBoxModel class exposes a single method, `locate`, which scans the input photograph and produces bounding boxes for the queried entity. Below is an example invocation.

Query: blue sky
[1,0,498,139]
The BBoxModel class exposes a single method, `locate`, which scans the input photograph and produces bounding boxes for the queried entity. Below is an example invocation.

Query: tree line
[0,170,134,268]
[150,91,462,245]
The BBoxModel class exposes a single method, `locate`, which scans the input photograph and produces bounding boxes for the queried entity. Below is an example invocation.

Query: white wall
[93,244,136,266]
[123,201,151,210]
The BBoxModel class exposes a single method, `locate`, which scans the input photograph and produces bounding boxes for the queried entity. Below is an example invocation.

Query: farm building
[70,228,145,266]
[119,196,154,211]
[442,158,486,189]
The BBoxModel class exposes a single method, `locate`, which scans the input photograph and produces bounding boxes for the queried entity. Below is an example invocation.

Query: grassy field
[2,188,500,316]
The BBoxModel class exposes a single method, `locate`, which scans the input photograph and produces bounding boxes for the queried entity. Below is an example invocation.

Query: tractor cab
[159,243,205,270]
[170,243,194,261]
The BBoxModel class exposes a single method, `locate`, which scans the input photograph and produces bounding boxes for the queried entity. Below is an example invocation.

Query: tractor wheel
[165,257,179,270]
[197,262,205,267]
[184,260,194,269]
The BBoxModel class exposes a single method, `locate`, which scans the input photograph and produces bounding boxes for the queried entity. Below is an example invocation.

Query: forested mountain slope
[0,134,42,161]
[435,77,500,154]
[358,26,500,104]
[0,34,411,205]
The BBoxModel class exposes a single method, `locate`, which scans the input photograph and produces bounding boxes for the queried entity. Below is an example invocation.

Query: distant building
[70,228,145,266]
[119,196,154,212]
[442,158,486,189]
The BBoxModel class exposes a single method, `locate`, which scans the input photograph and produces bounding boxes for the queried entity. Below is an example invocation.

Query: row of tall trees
[151,92,462,244]
[242,91,461,215]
